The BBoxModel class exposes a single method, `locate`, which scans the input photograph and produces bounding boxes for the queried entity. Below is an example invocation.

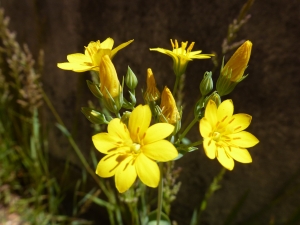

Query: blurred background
[0,0,299,224]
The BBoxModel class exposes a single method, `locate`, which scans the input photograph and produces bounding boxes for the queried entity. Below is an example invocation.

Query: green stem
[156,163,164,225]
[176,117,198,144]
[40,88,111,197]
[172,75,180,97]
[185,140,203,148]
[197,167,226,224]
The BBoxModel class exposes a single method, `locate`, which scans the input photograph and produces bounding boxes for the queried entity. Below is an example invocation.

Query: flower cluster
[58,37,259,193]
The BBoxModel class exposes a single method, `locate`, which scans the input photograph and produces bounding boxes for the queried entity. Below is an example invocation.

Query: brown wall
[1,0,300,224]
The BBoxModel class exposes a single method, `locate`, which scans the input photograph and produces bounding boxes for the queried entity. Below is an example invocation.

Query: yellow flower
[150,39,214,77]
[199,99,259,170]
[222,40,252,82]
[99,55,121,99]
[160,87,180,124]
[92,105,178,193]
[57,38,133,72]
[143,68,160,102]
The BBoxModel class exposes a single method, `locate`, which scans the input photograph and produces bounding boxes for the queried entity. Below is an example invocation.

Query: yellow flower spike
[160,86,180,124]
[216,40,252,96]
[150,39,214,77]
[143,68,160,102]
[92,105,178,193]
[99,55,121,99]
[57,38,133,72]
[199,99,259,170]
[222,40,252,82]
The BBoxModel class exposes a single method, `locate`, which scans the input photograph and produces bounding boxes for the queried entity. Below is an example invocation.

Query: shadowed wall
[2,0,300,224]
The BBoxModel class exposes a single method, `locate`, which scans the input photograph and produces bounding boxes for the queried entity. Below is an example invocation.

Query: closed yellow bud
[160,86,180,124]
[222,40,252,82]
[144,68,160,102]
[99,55,121,99]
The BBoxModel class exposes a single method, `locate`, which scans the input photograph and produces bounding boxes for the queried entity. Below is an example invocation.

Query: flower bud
[205,91,221,107]
[99,55,121,99]
[200,71,213,96]
[143,68,160,103]
[125,66,138,90]
[160,86,180,124]
[216,40,252,96]
[99,55,122,113]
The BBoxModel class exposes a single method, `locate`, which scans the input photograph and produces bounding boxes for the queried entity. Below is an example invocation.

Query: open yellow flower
[57,38,133,72]
[150,39,214,77]
[199,99,259,170]
[92,105,178,193]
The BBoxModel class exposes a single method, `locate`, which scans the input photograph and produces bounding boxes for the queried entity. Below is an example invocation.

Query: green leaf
[147,210,171,225]
[86,80,102,99]
[223,190,249,225]
[56,123,71,137]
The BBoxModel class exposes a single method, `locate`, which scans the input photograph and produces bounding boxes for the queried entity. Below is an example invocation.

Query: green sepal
[86,80,102,99]
[125,66,138,90]
[122,98,134,110]
[81,107,109,124]
[128,90,136,106]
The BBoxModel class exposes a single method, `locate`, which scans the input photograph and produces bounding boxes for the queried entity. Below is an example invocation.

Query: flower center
[212,132,221,142]
[130,143,141,154]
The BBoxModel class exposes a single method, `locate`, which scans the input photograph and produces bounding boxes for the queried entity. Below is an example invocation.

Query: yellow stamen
[170,39,175,49]
[187,42,195,53]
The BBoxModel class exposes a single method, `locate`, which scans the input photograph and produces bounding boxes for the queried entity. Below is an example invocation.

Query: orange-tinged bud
[222,40,252,82]
[160,86,180,124]
[144,68,160,102]
[99,55,121,99]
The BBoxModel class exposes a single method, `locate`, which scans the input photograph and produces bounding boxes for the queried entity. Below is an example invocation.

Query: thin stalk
[40,88,111,197]
[176,117,198,144]
[172,75,180,97]
[197,167,226,224]
[185,140,203,148]
[156,163,164,225]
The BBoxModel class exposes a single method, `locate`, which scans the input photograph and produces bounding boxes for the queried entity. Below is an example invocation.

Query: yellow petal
[205,100,218,126]
[108,119,131,142]
[143,123,174,144]
[228,147,252,163]
[96,154,128,177]
[67,53,91,63]
[115,156,137,193]
[149,48,169,55]
[100,37,114,50]
[199,117,212,138]
[91,49,111,66]
[203,138,216,159]
[111,39,134,59]
[229,131,259,148]
[217,99,233,123]
[142,140,178,162]
[228,114,252,133]
[57,62,95,72]
[128,105,151,143]
[217,148,234,170]
[135,153,160,188]
[92,133,122,154]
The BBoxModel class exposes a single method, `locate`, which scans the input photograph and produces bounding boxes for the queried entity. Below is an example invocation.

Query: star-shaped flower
[199,99,259,170]
[92,105,178,193]
[150,39,214,77]
[57,38,133,72]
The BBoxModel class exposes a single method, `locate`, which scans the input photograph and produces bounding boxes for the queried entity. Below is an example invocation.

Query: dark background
[1,0,300,224]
